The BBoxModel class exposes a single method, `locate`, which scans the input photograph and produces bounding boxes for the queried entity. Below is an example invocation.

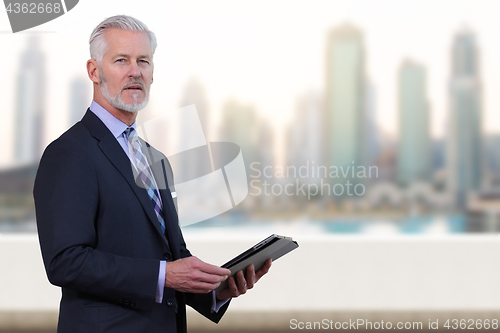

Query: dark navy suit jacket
[34,110,229,333]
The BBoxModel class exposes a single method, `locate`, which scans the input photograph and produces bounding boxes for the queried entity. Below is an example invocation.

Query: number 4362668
[444,319,498,329]
[6,2,61,14]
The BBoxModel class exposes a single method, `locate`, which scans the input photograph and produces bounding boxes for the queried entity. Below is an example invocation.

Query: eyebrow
[113,54,151,59]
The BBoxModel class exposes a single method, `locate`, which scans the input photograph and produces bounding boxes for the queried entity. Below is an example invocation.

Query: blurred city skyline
[3,1,500,168]
[4,0,500,233]
[5,22,489,164]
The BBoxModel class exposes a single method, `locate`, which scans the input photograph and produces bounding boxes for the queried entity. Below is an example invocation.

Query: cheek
[105,68,126,86]
[107,78,124,92]
[143,68,154,81]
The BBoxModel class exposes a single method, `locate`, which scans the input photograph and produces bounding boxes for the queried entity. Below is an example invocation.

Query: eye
[139,60,149,65]
[116,59,125,63]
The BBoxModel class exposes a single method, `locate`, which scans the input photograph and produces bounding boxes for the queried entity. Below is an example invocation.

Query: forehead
[103,28,152,58]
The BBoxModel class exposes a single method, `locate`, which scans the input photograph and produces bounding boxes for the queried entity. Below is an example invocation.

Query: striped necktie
[123,127,166,234]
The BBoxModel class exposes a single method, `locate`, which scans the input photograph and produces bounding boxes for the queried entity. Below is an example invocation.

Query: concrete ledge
[3,234,500,330]
[3,310,500,331]
[0,311,57,330]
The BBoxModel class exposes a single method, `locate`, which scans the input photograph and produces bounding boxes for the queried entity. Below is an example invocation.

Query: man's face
[98,29,154,113]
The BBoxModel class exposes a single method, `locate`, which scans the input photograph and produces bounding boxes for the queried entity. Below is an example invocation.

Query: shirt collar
[89,100,136,139]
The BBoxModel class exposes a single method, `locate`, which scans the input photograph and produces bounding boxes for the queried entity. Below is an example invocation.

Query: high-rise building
[256,118,275,171]
[286,90,324,184]
[447,28,483,207]
[483,134,500,188]
[219,99,259,176]
[365,81,380,169]
[176,78,212,182]
[325,24,366,193]
[14,36,46,164]
[179,77,211,140]
[397,60,430,186]
[69,77,91,126]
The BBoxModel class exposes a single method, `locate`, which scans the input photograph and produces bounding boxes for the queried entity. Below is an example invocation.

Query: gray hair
[89,15,157,65]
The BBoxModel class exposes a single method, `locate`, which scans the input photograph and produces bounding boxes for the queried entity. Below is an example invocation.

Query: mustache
[121,79,146,91]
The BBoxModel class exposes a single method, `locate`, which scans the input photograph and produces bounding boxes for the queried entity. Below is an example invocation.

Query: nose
[128,62,141,78]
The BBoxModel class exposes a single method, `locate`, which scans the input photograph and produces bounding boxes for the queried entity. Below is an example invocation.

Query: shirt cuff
[156,261,166,303]
[211,291,230,313]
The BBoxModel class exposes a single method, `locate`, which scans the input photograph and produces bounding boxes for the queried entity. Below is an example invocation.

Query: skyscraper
[14,36,46,164]
[219,99,259,176]
[447,28,483,207]
[397,60,430,186]
[177,78,212,182]
[484,134,500,187]
[325,24,366,192]
[179,77,211,140]
[286,91,324,177]
[365,81,380,169]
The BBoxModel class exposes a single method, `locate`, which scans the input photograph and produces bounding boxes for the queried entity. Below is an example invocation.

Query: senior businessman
[34,15,271,333]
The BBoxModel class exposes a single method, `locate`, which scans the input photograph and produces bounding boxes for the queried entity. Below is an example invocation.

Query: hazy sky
[1,0,500,166]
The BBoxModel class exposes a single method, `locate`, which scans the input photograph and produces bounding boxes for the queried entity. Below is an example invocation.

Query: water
[0,215,467,235]
[186,214,467,235]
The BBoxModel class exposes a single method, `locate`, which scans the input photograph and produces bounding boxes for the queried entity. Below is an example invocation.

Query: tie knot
[123,127,136,140]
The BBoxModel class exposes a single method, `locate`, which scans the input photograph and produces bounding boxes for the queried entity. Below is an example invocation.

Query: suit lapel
[158,186,179,256]
[81,110,169,246]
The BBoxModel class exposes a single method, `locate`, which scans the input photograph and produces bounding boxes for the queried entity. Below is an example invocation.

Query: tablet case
[214,234,298,292]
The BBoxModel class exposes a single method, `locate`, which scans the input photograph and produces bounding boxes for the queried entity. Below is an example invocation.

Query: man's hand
[215,258,272,300]
[164,256,230,293]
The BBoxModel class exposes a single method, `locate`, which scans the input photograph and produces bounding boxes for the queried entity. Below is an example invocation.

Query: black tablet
[215,234,298,292]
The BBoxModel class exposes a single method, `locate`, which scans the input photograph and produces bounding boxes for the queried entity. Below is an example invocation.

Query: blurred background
[2,0,500,331]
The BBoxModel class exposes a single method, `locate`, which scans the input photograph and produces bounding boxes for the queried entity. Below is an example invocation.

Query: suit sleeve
[176,222,231,323]
[34,138,159,311]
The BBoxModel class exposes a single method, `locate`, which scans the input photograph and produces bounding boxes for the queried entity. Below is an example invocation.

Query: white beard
[99,70,149,113]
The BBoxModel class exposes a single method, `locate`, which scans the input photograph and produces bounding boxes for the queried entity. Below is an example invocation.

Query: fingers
[167,256,272,296]
[215,276,235,300]
[186,258,228,287]
[165,256,229,293]
[215,259,272,299]
[193,270,228,284]
[227,276,239,297]
[246,264,256,289]
[191,257,231,277]
[255,258,272,282]
[235,270,248,295]
[199,262,231,277]
[184,280,221,294]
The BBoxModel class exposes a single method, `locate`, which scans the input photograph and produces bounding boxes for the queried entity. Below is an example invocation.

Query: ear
[87,59,100,84]
[151,75,154,84]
